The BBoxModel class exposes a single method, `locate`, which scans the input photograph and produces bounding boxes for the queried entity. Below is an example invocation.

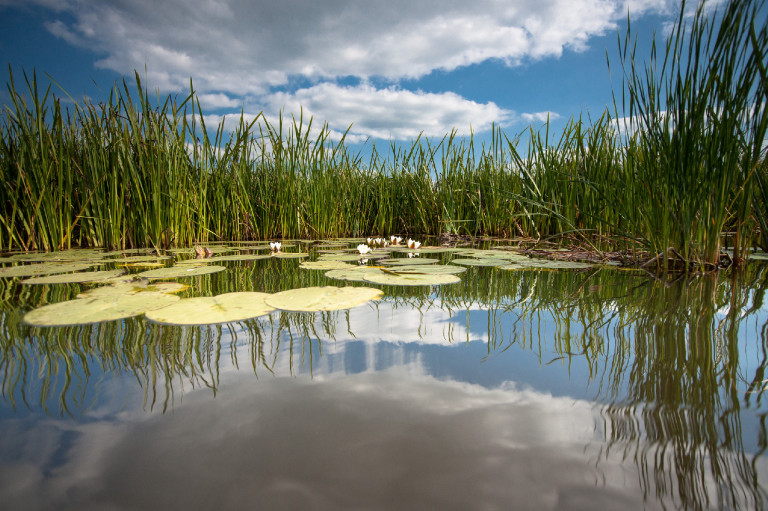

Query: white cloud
[14,0,675,95]
[262,83,515,140]
[5,0,683,139]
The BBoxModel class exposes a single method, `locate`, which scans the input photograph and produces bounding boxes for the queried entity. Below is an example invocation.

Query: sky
[0,0,713,147]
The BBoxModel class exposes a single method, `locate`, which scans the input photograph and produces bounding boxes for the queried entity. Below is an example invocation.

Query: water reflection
[1,262,767,509]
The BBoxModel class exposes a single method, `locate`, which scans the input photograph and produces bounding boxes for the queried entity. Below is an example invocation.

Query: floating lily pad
[107,255,172,263]
[379,257,440,265]
[137,265,227,279]
[363,272,461,286]
[270,252,309,259]
[21,268,128,285]
[0,262,98,278]
[450,258,508,267]
[78,281,189,298]
[324,267,386,282]
[265,286,383,312]
[500,259,595,270]
[299,260,355,270]
[145,292,275,325]
[123,262,166,268]
[320,253,389,261]
[23,292,181,327]
[175,254,272,264]
[388,264,467,275]
[8,249,106,263]
[167,246,236,255]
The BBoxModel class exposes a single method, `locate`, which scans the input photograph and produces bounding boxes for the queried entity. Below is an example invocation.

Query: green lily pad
[167,246,236,255]
[450,258,508,267]
[137,265,227,279]
[175,254,272,264]
[21,268,128,285]
[23,292,181,327]
[500,259,595,270]
[379,257,440,265]
[324,267,386,282]
[107,255,172,263]
[299,260,355,271]
[265,286,383,312]
[145,292,275,325]
[320,253,389,261]
[0,262,98,278]
[388,264,467,275]
[123,262,166,268]
[270,252,309,259]
[78,281,189,298]
[363,272,461,286]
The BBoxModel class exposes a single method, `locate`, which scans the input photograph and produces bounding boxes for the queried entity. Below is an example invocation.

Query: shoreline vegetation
[1,0,766,272]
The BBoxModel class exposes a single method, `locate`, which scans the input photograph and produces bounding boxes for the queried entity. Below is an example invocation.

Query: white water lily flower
[269,242,282,252]
[374,237,384,246]
[367,237,373,246]
[407,239,421,249]
[390,236,403,245]
[357,244,372,255]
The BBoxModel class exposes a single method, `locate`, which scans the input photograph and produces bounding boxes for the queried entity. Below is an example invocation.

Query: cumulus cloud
[13,0,675,92]
[262,83,516,140]
[4,0,680,139]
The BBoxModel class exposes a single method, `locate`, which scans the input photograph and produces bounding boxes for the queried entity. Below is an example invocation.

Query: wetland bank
[1,0,768,509]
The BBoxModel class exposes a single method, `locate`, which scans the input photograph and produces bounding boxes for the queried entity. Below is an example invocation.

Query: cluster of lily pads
[0,237,605,328]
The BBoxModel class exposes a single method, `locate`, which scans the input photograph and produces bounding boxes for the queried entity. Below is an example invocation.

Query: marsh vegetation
[0,0,765,273]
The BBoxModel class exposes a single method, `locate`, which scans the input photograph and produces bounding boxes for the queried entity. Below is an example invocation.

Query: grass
[0,0,766,272]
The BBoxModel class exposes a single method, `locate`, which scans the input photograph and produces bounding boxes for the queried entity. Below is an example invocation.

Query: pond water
[1,240,767,510]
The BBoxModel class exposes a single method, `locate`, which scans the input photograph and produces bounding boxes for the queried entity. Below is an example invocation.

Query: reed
[0,1,765,269]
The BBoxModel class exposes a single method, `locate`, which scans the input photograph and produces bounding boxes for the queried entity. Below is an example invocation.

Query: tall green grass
[0,0,765,270]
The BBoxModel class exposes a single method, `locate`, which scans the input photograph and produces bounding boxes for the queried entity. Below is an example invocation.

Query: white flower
[269,241,282,252]
[390,236,403,245]
[357,244,372,255]
[367,237,373,245]
[407,239,421,249]
[407,252,420,258]
[374,237,384,246]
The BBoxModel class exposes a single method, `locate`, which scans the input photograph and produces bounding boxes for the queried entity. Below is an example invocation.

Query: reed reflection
[1,263,767,509]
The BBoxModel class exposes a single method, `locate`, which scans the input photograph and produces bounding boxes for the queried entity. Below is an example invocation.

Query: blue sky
[0,0,708,145]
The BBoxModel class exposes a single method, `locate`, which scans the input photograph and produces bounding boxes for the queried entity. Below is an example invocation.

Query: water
[1,243,767,510]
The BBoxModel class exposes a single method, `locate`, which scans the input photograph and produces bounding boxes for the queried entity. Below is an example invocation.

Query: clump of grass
[609,0,768,270]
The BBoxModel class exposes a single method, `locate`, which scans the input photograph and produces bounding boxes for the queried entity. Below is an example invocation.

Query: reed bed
[0,0,765,271]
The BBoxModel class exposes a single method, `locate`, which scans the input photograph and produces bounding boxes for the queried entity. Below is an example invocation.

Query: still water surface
[1,244,767,510]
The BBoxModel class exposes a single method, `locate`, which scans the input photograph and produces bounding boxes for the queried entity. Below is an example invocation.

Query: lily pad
[363,272,461,286]
[145,292,275,325]
[175,254,272,264]
[379,257,440,266]
[320,253,388,261]
[450,258,508,267]
[500,259,595,270]
[0,262,98,278]
[78,281,189,298]
[324,267,386,282]
[21,268,128,285]
[137,265,227,279]
[23,292,181,327]
[107,255,172,263]
[265,286,383,312]
[270,252,309,259]
[388,264,467,275]
[299,260,355,271]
